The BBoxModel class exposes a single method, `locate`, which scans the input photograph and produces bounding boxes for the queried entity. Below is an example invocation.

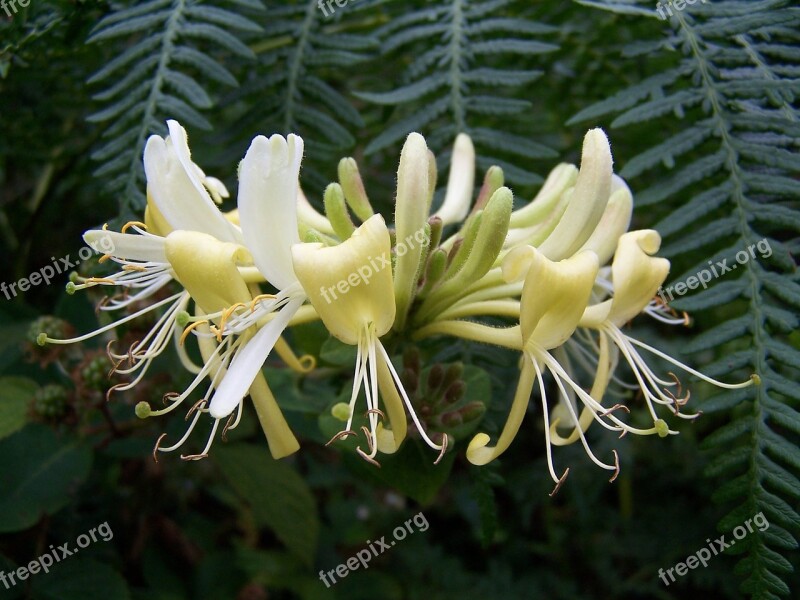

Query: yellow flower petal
[581,229,669,328]
[291,214,395,344]
[503,246,599,349]
[165,230,253,315]
[537,128,612,261]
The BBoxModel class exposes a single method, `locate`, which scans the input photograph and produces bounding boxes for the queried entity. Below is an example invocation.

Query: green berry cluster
[33,384,69,418]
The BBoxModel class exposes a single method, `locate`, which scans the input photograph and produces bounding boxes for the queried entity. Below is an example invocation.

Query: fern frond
[217,0,382,193]
[571,1,800,597]
[87,0,262,212]
[355,0,559,186]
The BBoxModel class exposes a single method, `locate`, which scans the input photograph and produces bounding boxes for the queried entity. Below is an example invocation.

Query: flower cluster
[41,121,756,492]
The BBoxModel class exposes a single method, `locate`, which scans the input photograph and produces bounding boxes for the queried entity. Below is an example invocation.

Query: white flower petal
[434,133,475,225]
[238,134,304,289]
[208,296,304,419]
[83,230,167,263]
[143,124,241,244]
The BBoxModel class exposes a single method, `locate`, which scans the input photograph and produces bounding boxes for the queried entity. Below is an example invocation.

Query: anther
[433,434,448,465]
[326,430,357,446]
[179,320,209,346]
[180,453,209,461]
[609,449,620,483]
[185,399,206,421]
[221,412,237,441]
[356,447,381,467]
[121,221,147,233]
[549,469,570,497]
[152,433,168,463]
[365,408,385,420]
[600,403,630,417]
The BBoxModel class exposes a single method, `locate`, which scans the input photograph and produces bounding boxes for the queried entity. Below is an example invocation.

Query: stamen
[356,447,381,467]
[152,433,168,463]
[360,426,376,454]
[105,382,127,402]
[185,399,206,420]
[667,372,683,397]
[221,412,237,441]
[326,430,357,446]
[95,295,113,313]
[599,403,630,418]
[250,293,277,313]
[609,449,620,483]
[121,221,147,233]
[180,320,209,346]
[158,393,177,408]
[216,302,247,341]
[549,469,570,497]
[180,453,208,461]
[433,434,448,465]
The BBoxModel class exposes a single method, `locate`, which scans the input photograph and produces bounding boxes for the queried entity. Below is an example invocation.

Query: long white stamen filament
[366,326,379,458]
[111,293,186,374]
[533,359,562,485]
[543,351,663,436]
[377,341,444,453]
[43,292,184,345]
[604,327,700,421]
[627,335,755,389]
[148,337,237,417]
[158,407,205,453]
[548,356,619,473]
[344,337,367,433]
[182,418,221,460]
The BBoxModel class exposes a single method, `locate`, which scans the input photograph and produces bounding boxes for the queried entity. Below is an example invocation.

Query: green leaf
[343,437,457,505]
[319,335,358,367]
[0,377,36,441]
[0,425,92,533]
[0,555,22,599]
[213,444,319,566]
[30,558,130,600]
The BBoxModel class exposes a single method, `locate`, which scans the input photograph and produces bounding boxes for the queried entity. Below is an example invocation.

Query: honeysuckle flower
[159,133,313,459]
[561,230,756,442]
[38,119,243,393]
[292,214,446,464]
[50,117,759,489]
[145,229,301,460]
[464,247,628,493]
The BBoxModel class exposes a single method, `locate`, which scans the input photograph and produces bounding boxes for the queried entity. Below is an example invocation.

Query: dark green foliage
[87,0,263,212]
[571,1,800,597]
[1,0,799,598]
[356,0,559,185]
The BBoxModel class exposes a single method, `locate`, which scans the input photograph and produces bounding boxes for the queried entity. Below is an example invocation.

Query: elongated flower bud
[393,133,430,330]
[537,129,612,261]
